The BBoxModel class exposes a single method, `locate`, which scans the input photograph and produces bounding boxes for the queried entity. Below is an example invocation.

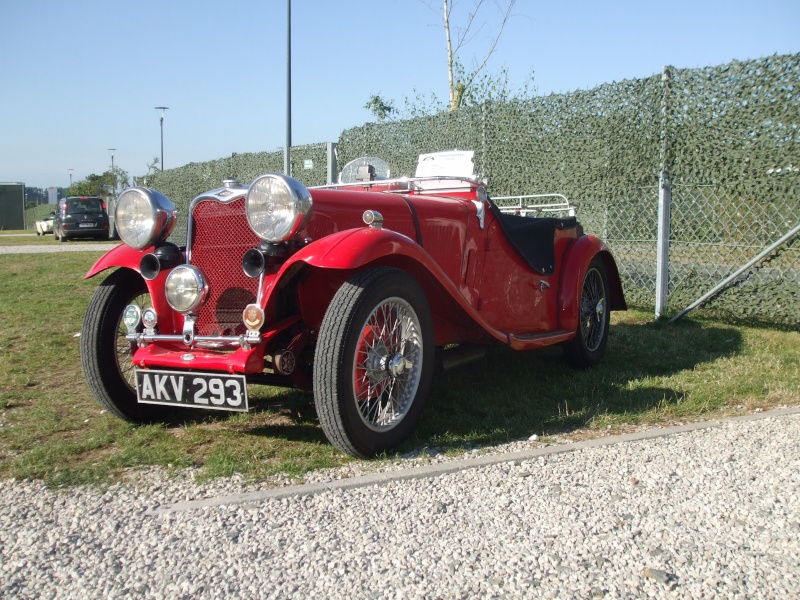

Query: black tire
[80,268,174,422]
[563,256,611,368]
[58,229,67,242]
[313,267,435,458]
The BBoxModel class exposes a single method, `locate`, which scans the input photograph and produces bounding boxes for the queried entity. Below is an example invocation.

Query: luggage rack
[493,193,577,218]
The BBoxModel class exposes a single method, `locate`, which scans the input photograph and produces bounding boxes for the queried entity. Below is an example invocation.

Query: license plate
[136,369,248,412]
[78,222,95,228]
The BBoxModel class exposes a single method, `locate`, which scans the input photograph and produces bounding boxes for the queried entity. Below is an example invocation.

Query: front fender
[266,227,449,319]
[259,228,443,323]
[83,243,181,334]
[84,243,149,279]
[558,236,627,332]
[266,227,514,347]
[286,227,428,270]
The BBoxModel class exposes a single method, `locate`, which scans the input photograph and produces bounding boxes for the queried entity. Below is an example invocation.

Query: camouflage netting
[338,76,664,199]
[662,57,799,326]
[133,144,332,242]
[64,54,796,327]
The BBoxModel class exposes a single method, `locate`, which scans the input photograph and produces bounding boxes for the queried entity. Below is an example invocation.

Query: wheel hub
[382,353,413,377]
[365,341,389,384]
[349,294,426,433]
[595,298,605,320]
[365,341,414,381]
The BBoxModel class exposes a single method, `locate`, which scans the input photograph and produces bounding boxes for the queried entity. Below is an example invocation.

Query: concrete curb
[0,243,118,254]
[150,406,800,514]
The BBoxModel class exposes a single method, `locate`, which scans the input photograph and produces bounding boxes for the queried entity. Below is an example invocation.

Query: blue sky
[2,0,798,189]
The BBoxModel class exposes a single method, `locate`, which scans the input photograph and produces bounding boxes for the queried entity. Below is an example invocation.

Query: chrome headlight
[245,174,312,243]
[115,187,177,250]
[165,265,208,313]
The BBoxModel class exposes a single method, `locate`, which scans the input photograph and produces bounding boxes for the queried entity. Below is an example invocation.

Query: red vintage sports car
[81,151,626,458]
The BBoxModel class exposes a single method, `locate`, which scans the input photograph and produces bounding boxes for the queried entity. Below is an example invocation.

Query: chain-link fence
[666,183,799,325]
[581,182,799,326]
[579,188,662,308]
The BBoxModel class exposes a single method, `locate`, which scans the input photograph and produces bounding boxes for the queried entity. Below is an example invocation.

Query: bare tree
[367,0,524,118]
[438,0,517,110]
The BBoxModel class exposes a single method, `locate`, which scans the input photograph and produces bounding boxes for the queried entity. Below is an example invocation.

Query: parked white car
[35,212,56,235]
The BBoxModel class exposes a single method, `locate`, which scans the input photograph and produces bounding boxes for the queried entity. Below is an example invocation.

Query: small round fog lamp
[142,308,158,329]
[122,304,142,332]
[243,304,265,332]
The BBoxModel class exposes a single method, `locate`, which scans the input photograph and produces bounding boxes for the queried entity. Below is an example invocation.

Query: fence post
[481,101,489,185]
[655,171,671,318]
[326,142,338,184]
[655,65,672,319]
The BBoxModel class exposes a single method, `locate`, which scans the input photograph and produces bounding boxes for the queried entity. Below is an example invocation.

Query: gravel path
[1,408,798,599]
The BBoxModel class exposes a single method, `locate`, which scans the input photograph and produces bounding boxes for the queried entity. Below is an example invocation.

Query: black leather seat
[487,200,577,275]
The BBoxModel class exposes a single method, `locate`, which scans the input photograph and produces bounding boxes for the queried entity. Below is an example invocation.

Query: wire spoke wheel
[579,268,606,353]
[563,257,610,368]
[314,267,434,458]
[353,297,423,431]
[115,291,151,391]
[81,268,173,423]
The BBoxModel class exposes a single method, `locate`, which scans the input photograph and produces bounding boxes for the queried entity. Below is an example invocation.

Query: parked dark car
[55,196,110,241]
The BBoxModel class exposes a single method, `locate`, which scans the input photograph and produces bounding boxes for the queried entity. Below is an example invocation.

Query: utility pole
[284,0,292,176]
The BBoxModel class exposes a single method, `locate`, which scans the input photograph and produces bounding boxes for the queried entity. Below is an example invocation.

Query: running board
[508,330,574,350]
[436,345,487,373]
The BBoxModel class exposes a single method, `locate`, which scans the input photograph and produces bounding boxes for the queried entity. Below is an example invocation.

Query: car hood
[304,187,471,284]
[305,188,470,251]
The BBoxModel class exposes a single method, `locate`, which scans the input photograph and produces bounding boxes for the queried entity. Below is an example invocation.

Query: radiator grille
[190,197,260,336]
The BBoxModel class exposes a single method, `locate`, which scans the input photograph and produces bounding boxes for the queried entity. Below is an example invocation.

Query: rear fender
[558,236,627,333]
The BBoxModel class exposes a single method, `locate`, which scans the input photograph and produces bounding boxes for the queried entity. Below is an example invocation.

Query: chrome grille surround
[187,195,261,337]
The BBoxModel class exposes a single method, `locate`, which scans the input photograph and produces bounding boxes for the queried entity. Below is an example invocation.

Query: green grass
[0,249,798,488]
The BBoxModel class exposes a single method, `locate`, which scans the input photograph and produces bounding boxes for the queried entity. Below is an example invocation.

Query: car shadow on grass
[404,318,744,453]
[165,388,329,447]
[173,318,744,457]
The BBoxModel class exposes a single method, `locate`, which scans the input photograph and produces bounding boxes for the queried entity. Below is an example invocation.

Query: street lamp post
[284,0,292,176]
[68,169,74,187]
[155,107,169,171]
[108,148,117,195]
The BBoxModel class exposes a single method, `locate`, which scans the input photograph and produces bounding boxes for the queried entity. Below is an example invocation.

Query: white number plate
[78,222,95,227]
[135,369,248,412]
